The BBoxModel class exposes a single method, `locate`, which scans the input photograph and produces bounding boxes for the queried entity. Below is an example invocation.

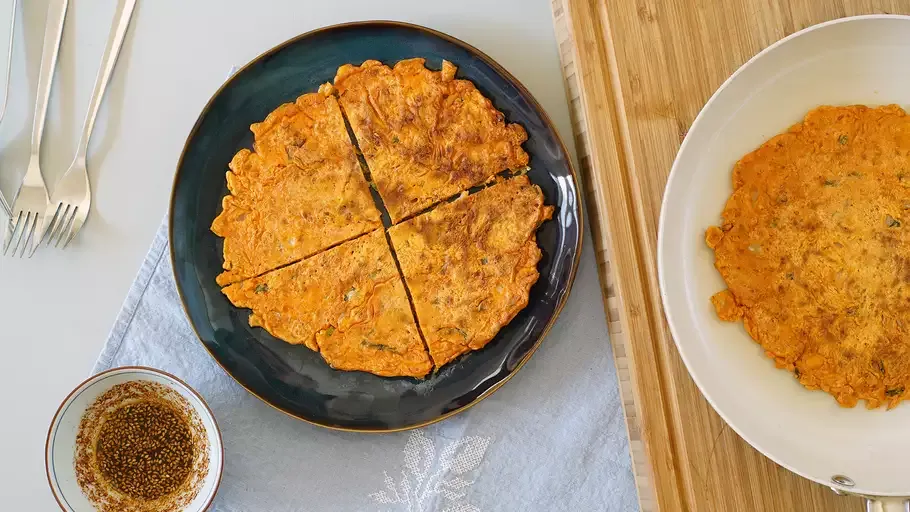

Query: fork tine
[61,208,83,249]
[30,213,43,257]
[28,213,45,258]
[41,202,63,246]
[2,211,21,255]
[54,207,73,247]
[17,212,35,258]
[24,213,39,258]
[2,213,13,254]
[55,207,76,248]
[48,204,71,247]
[6,213,25,256]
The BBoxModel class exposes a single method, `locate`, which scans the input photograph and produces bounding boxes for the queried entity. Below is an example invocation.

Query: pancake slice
[251,83,356,168]
[388,176,553,367]
[334,58,529,223]
[211,85,381,286]
[222,230,432,378]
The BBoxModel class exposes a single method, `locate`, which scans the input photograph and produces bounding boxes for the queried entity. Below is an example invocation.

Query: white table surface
[0,0,586,508]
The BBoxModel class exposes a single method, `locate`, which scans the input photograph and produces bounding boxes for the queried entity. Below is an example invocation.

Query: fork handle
[74,0,137,163]
[0,0,19,128]
[31,0,68,155]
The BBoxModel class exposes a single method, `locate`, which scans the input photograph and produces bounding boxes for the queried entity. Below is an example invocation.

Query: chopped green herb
[846,307,857,316]
[438,327,468,339]
[886,386,904,397]
[837,135,848,145]
[255,283,269,294]
[392,136,400,143]
[361,340,391,351]
[325,326,335,337]
[770,220,778,228]
[824,179,838,187]
[480,257,489,265]
[876,359,886,375]
[886,215,902,228]
[786,272,794,280]
[369,181,378,191]
[369,270,380,280]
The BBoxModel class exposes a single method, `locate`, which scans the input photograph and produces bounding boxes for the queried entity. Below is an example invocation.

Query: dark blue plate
[169,21,582,432]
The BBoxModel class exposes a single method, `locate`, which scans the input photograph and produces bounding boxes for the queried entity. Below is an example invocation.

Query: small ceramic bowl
[45,366,223,511]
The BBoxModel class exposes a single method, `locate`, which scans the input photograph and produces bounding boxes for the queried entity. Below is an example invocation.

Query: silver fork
[43,0,137,248]
[0,185,9,218]
[2,0,68,257]
[0,0,18,220]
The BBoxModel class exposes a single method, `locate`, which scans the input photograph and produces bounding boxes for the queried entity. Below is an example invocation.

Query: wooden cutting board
[550,1,910,511]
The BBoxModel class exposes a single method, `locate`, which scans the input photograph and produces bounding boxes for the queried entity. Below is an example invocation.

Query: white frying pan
[658,15,910,512]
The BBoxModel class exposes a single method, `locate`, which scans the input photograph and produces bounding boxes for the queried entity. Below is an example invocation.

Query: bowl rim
[167,19,584,433]
[44,365,224,512]
[657,13,910,496]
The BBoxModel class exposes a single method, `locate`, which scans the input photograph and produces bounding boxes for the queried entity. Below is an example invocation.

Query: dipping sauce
[95,399,194,500]
[74,380,209,512]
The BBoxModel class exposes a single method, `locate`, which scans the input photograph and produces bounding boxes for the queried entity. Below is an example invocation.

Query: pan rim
[658,13,910,497]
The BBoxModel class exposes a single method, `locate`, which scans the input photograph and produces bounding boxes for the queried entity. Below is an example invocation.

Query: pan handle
[867,498,909,512]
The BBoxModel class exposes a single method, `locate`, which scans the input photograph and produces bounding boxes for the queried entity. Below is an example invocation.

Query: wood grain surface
[550,1,910,511]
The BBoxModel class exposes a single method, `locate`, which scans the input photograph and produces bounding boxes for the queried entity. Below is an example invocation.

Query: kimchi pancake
[707,105,910,409]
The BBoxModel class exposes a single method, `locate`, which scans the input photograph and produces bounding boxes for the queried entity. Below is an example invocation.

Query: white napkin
[93,219,638,511]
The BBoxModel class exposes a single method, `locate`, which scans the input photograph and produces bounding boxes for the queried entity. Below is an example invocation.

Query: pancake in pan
[707,104,910,409]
